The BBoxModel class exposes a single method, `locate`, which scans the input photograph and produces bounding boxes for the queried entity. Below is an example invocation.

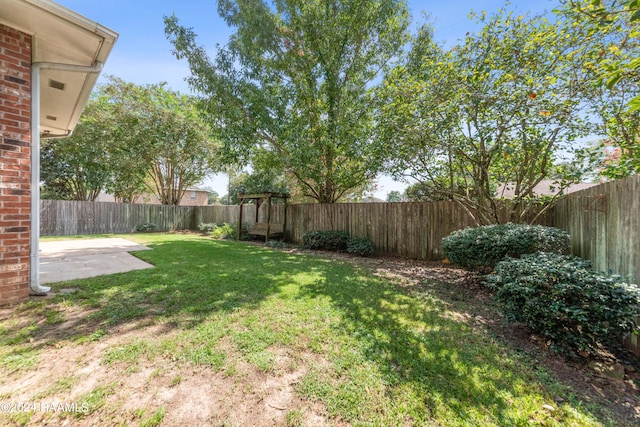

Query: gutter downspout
[29,61,104,295]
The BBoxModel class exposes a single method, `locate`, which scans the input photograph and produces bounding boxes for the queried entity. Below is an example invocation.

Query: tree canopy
[104,78,220,205]
[561,0,640,178]
[158,1,639,213]
[378,10,594,224]
[41,103,112,201]
[165,0,410,203]
[224,168,289,205]
[41,77,220,205]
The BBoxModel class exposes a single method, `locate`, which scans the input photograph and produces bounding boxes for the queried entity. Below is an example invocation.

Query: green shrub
[347,237,374,257]
[302,230,351,252]
[302,230,327,250]
[198,223,217,233]
[210,223,237,240]
[441,223,570,269]
[135,223,157,232]
[487,252,640,357]
[322,230,350,251]
[302,230,373,256]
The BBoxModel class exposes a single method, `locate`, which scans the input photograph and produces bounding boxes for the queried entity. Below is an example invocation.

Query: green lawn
[0,233,626,426]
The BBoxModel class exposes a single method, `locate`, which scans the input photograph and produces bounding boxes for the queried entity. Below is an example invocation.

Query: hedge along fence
[552,174,640,356]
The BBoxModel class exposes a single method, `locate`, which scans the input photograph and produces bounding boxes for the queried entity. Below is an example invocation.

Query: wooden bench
[248,223,284,238]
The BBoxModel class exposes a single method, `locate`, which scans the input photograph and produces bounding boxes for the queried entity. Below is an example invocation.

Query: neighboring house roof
[496,179,599,199]
[96,189,210,206]
[0,0,118,136]
[360,196,386,203]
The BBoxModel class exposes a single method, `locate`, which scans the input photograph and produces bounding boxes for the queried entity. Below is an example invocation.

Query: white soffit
[0,0,118,135]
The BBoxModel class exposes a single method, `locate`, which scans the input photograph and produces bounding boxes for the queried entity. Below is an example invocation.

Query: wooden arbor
[237,192,289,242]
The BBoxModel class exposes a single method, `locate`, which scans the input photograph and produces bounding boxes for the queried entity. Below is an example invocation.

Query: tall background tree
[41,100,114,201]
[562,0,640,178]
[139,84,219,205]
[378,10,593,224]
[165,0,410,203]
[41,77,220,205]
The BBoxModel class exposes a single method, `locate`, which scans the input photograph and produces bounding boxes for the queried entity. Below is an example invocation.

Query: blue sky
[55,0,560,198]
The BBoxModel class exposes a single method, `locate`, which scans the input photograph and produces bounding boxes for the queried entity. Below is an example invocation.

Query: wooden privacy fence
[41,200,192,235]
[552,175,640,356]
[41,199,491,259]
[195,204,256,228]
[42,184,635,265]
[41,180,637,267]
[285,202,480,259]
[40,199,551,260]
[553,174,639,285]
[40,200,255,236]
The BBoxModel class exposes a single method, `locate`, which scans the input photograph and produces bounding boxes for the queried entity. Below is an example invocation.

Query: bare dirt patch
[0,316,329,427]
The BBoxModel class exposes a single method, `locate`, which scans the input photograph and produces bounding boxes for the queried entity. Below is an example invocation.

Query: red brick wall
[0,24,32,305]
[186,190,209,206]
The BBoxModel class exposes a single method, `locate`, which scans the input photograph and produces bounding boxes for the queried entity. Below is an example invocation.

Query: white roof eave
[0,0,118,135]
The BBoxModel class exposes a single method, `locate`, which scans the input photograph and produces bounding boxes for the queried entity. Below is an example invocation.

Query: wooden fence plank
[553,175,639,284]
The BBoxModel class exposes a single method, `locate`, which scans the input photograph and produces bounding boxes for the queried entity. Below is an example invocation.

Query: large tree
[41,99,116,201]
[41,77,220,205]
[165,0,409,203]
[379,11,593,224]
[107,80,220,205]
[562,0,640,178]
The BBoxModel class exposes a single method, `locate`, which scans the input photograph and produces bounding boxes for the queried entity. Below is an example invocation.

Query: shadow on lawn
[0,236,616,424]
[66,238,310,327]
[296,265,613,425]
[4,237,320,351]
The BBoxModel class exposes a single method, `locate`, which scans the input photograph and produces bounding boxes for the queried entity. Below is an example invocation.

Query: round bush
[198,223,217,233]
[135,223,157,232]
[211,223,236,239]
[322,230,350,251]
[441,223,570,269]
[302,230,350,251]
[488,252,640,357]
[347,237,374,257]
[302,230,327,250]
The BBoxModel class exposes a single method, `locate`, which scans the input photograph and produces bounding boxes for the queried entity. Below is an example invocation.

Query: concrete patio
[39,238,154,284]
